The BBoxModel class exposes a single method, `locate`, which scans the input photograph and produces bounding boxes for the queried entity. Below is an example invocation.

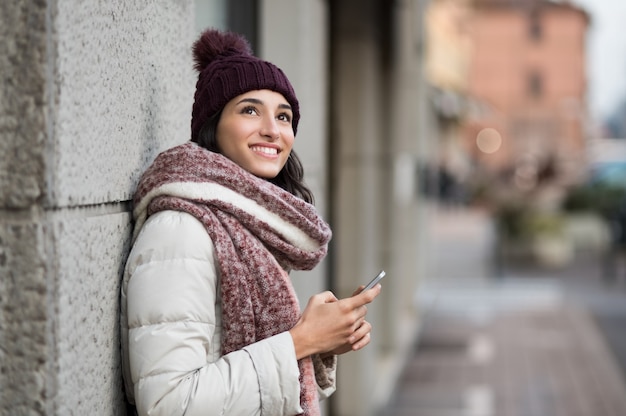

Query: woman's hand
[289,284,382,360]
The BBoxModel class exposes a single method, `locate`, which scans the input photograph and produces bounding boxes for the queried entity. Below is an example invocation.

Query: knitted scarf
[132,142,332,415]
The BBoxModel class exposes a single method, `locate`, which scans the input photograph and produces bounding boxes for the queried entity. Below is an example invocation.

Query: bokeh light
[475,127,502,154]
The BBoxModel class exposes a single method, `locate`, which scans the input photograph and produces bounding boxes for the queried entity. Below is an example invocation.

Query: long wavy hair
[192,111,314,204]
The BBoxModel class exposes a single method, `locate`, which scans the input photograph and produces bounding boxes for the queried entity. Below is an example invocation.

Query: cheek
[216,122,243,152]
[283,134,295,151]
[281,140,295,167]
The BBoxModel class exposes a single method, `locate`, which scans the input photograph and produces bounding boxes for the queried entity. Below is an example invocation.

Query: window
[528,71,543,98]
[194,0,258,52]
[529,13,542,41]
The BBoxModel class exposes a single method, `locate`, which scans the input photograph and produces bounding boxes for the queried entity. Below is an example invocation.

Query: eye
[241,106,258,116]
[277,112,292,123]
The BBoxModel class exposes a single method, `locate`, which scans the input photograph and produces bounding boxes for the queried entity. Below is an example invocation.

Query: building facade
[464,0,590,192]
[424,0,474,203]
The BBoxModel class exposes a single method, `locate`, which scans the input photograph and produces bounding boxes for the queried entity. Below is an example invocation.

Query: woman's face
[216,89,295,179]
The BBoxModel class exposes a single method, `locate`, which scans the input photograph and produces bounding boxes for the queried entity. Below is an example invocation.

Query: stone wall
[0,1,195,414]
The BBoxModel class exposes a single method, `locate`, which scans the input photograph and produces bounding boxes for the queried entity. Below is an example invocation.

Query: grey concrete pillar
[259,0,331,307]
[0,2,195,414]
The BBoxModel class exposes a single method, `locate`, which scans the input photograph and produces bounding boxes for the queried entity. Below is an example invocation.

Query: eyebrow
[236,97,292,111]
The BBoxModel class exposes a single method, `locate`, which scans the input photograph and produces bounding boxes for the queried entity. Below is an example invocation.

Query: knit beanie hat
[191,28,300,141]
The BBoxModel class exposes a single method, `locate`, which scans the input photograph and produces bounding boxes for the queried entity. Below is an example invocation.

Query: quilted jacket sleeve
[121,211,303,416]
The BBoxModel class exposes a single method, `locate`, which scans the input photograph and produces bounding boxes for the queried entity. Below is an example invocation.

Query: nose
[260,115,280,140]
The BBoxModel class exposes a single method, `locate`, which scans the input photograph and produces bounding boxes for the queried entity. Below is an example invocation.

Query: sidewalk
[379,208,626,416]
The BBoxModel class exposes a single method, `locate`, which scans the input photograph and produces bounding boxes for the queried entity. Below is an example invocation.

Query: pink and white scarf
[132,142,333,415]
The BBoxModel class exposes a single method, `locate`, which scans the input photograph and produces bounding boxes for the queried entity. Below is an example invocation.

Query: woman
[120,28,381,416]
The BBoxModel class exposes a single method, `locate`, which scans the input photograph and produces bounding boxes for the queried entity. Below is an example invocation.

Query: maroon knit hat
[191,28,300,141]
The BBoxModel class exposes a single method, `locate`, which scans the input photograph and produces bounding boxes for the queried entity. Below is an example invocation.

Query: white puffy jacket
[120,210,336,416]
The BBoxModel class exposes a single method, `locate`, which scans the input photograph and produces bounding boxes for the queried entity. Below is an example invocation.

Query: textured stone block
[50,1,195,207]
[0,221,48,416]
[0,1,47,209]
[52,210,132,415]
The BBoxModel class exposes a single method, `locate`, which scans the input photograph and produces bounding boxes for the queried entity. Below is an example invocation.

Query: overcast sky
[571,0,626,122]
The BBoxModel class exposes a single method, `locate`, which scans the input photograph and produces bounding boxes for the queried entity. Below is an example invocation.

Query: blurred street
[379,207,626,416]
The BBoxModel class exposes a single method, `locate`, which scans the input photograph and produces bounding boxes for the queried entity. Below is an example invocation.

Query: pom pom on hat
[192,29,252,72]
[191,28,300,140]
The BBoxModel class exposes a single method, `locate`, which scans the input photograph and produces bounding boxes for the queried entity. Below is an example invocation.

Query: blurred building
[606,99,626,139]
[464,0,590,194]
[424,0,474,203]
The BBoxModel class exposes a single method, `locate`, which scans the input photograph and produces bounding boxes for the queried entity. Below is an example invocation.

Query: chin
[256,171,280,180]
[248,167,281,179]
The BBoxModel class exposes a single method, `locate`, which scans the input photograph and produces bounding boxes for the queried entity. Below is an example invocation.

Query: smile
[250,146,279,156]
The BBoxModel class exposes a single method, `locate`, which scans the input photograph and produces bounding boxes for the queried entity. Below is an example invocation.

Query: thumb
[353,286,366,296]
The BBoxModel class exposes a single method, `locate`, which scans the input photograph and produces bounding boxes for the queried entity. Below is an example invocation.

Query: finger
[349,318,365,337]
[356,319,371,335]
[356,305,368,321]
[352,286,365,296]
[346,285,381,308]
[351,332,371,351]
[344,305,367,330]
[359,284,381,301]
[348,320,371,343]
[359,283,383,300]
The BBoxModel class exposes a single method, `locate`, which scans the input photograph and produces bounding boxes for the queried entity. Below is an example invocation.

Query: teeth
[251,146,278,155]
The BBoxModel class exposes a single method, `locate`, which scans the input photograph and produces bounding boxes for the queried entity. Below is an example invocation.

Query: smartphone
[363,270,386,291]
